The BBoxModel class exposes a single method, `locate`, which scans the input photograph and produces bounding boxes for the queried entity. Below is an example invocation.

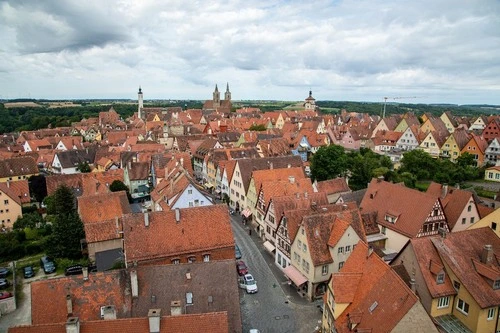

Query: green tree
[310,144,348,181]
[13,212,43,230]
[53,185,76,215]
[45,212,86,259]
[456,152,476,168]
[399,150,437,180]
[249,124,267,131]
[109,180,132,202]
[77,161,91,173]
[29,174,47,202]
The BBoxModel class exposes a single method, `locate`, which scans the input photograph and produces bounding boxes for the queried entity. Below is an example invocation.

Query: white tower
[138,86,144,119]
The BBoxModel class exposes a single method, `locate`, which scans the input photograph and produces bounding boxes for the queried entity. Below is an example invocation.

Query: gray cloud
[0,0,499,104]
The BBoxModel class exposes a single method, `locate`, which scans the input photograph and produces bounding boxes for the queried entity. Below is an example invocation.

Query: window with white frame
[338,247,344,254]
[487,307,495,320]
[303,244,307,252]
[203,254,210,262]
[172,259,180,265]
[457,298,469,315]
[188,256,196,263]
[437,273,445,284]
[322,265,328,275]
[437,296,449,308]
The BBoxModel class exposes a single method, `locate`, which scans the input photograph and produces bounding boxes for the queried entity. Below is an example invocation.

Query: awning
[263,241,276,253]
[242,208,252,218]
[283,265,308,286]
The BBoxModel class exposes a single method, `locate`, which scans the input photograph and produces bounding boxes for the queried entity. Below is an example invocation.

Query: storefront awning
[263,241,275,253]
[242,208,252,218]
[283,265,308,286]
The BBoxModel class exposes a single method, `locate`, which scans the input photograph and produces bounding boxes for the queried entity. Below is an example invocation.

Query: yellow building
[468,207,500,238]
[0,182,23,229]
[392,228,500,333]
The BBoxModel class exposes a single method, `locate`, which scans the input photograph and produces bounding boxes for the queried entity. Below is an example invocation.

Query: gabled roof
[122,205,234,263]
[316,177,350,195]
[0,156,38,178]
[46,169,124,196]
[333,242,425,333]
[426,182,475,229]
[360,179,442,238]
[55,147,97,168]
[127,161,150,181]
[0,182,22,206]
[31,270,131,325]
[431,227,500,308]
[78,191,131,224]
[5,179,30,204]
[132,261,240,332]
[252,167,305,193]
[236,155,303,193]
[260,178,313,206]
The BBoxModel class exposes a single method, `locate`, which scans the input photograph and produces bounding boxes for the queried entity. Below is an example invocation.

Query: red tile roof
[360,178,444,238]
[78,191,131,224]
[431,227,500,308]
[9,312,229,333]
[316,177,350,195]
[122,205,234,263]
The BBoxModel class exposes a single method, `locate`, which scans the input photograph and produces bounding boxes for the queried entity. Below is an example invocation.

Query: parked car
[239,274,258,294]
[236,260,248,276]
[0,267,9,278]
[65,265,83,276]
[235,244,242,259]
[0,279,9,289]
[0,291,12,299]
[40,256,56,274]
[23,266,35,279]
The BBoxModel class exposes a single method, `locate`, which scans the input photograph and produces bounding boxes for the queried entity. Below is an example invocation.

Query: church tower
[224,82,231,101]
[138,86,144,119]
[213,84,220,108]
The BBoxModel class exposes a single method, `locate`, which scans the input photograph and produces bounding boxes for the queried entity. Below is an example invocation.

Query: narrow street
[230,214,322,333]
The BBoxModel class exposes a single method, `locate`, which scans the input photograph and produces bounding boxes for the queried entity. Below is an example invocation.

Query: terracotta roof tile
[5,180,30,204]
[431,227,500,308]
[316,178,350,195]
[78,191,131,224]
[0,156,38,178]
[122,205,234,263]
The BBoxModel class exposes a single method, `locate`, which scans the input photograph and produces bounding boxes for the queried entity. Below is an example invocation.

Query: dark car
[65,265,83,276]
[235,244,242,259]
[0,267,9,278]
[23,266,35,279]
[0,279,9,289]
[0,291,12,299]
[40,256,56,274]
[236,260,248,276]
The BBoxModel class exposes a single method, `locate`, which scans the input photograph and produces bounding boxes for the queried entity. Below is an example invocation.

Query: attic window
[437,273,445,284]
[384,214,397,224]
[494,280,500,290]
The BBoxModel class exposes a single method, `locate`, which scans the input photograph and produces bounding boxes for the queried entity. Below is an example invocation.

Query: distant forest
[0,99,498,133]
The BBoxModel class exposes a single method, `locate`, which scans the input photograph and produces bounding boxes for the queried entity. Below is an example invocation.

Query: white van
[239,274,258,294]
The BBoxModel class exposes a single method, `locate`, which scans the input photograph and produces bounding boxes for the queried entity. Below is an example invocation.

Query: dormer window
[384,214,397,224]
[437,273,445,284]
[494,280,500,290]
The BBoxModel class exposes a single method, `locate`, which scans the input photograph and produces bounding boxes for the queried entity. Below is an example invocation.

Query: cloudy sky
[1,0,499,104]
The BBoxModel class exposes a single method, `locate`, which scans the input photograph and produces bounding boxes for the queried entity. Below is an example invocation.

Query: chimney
[144,213,150,227]
[170,300,182,316]
[6,181,9,188]
[311,202,317,210]
[180,158,184,168]
[409,278,417,294]
[269,162,273,170]
[66,294,73,316]
[304,192,308,199]
[376,176,384,183]
[65,317,80,333]
[82,267,88,281]
[175,208,180,223]
[289,176,295,184]
[342,204,348,211]
[102,305,117,320]
[148,309,161,333]
[128,161,131,170]
[130,270,139,298]
[441,184,448,199]
[481,245,494,265]
[367,246,374,258]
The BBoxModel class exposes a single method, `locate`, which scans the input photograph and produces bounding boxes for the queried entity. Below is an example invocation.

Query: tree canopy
[310,145,349,181]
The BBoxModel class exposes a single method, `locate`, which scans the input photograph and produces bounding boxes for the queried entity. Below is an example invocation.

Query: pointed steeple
[213,84,220,107]
[224,82,231,101]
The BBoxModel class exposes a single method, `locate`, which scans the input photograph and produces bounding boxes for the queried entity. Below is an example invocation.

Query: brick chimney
[65,317,80,333]
[102,305,117,320]
[175,208,180,223]
[82,267,88,281]
[170,300,182,316]
[481,245,494,265]
[144,213,150,227]
[66,294,73,316]
[148,308,161,333]
[130,270,139,298]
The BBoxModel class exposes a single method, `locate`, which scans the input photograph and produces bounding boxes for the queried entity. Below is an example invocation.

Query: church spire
[224,82,231,101]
